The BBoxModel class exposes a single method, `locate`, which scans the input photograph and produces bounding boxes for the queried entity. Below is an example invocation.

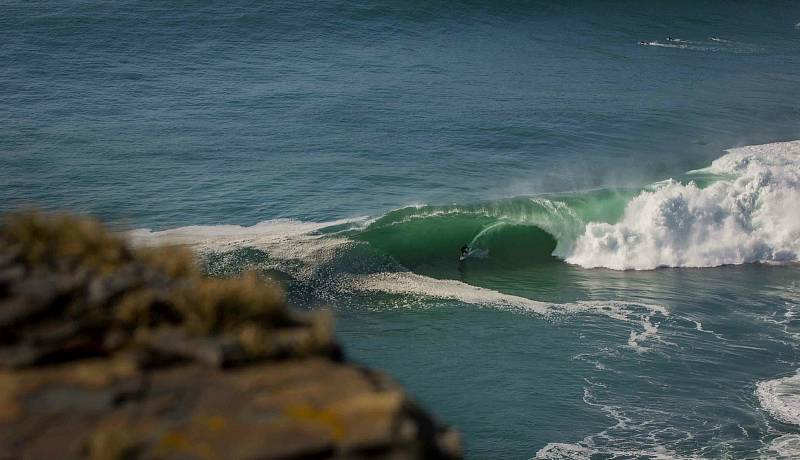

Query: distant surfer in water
[460,244,470,259]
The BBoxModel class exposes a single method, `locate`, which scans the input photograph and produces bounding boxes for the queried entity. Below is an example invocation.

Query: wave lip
[566,140,800,270]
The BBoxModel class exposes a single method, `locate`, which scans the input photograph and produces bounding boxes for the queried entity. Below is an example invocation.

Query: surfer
[666,36,677,41]
[460,244,470,259]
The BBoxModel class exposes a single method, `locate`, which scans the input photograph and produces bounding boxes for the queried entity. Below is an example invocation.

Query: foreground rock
[0,211,461,460]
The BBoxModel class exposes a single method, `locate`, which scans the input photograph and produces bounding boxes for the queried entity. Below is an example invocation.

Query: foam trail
[640,41,719,52]
[757,370,800,458]
[756,370,800,426]
[627,317,660,353]
[344,272,668,328]
[567,141,800,270]
[535,442,694,460]
[764,434,800,459]
[536,383,705,460]
[344,272,554,314]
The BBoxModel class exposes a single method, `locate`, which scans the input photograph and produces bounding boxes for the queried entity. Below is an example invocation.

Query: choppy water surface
[3,1,800,458]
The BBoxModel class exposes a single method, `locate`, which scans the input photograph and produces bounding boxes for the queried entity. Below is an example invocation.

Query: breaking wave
[351,190,632,270]
[127,139,800,328]
[129,195,676,347]
[132,140,800,276]
[128,210,667,314]
[568,140,800,269]
[357,140,800,271]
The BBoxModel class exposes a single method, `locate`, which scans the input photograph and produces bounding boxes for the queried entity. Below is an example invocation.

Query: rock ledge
[0,211,461,460]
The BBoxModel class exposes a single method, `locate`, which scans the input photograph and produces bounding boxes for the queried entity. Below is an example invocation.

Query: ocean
[2,1,800,458]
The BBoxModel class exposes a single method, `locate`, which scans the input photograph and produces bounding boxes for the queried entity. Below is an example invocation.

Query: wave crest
[131,141,800,274]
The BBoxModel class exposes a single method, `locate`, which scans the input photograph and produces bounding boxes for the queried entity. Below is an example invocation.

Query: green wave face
[354,190,637,273]
[357,213,558,271]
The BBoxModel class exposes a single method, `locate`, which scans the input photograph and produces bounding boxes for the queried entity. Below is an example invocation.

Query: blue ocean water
[3,1,800,458]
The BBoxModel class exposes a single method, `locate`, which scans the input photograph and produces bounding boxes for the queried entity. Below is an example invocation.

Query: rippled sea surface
[4,1,800,457]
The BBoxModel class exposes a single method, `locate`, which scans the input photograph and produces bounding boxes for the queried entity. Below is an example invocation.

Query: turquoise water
[4,1,800,458]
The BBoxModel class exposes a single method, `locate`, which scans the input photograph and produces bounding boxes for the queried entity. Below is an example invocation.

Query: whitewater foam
[128,218,364,280]
[344,271,668,346]
[567,140,800,270]
[536,381,705,460]
[756,370,800,426]
[640,41,718,52]
[758,374,800,457]
[640,38,760,54]
[764,434,800,459]
[129,218,360,249]
[627,317,660,353]
[535,442,696,460]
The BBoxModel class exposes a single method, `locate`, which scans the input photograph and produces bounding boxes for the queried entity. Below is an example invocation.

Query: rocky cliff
[0,211,461,460]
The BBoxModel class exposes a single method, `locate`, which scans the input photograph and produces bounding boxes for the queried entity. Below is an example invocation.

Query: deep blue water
[3,1,800,458]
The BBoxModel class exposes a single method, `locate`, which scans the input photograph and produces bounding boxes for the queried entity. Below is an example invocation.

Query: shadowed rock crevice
[0,211,461,460]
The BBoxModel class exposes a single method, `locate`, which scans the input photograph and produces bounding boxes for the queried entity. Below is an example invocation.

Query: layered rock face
[0,212,461,460]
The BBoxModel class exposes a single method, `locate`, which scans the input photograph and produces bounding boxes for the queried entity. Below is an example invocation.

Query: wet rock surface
[0,212,461,460]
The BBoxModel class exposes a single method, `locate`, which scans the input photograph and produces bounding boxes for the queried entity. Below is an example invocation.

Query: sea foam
[765,434,800,459]
[756,370,800,426]
[756,371,800,458]
[566,141,800,270]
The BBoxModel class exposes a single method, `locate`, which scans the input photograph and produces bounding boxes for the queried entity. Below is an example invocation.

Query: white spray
[566,141,800,270]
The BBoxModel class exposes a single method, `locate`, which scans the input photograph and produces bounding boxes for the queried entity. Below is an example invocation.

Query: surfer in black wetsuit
[460,244,470,258]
